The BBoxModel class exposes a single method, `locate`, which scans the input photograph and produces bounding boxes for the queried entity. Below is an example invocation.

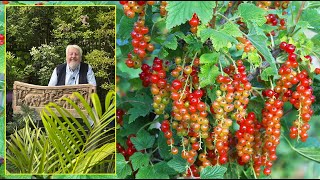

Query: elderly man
[48,45,96,87]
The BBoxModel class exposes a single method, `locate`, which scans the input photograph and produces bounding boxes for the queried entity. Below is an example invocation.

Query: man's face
[66,47,81,70]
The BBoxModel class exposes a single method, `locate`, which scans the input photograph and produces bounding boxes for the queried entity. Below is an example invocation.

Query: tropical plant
[116,1,320,179]
[6,91,116,174]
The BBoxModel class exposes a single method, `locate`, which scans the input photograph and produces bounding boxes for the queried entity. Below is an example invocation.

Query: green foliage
[166,2,216,30]
[6,52,25,91]
[85,49,115,92]
[237,3,267,26]
[200,166,228,179]
[200,29,236,51]
[167,155,188,173]
[199,52,220,88]
[116,153,132,179]
[6,91,116,174]
[131,129,155,151]
[29,44,62,85]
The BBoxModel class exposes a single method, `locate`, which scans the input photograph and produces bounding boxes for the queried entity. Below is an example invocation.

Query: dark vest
[56,62,89,86]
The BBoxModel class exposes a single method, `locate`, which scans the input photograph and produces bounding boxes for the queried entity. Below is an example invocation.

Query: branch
[295,1,306,24]
[289,1,306,35]
[210,1,219,29]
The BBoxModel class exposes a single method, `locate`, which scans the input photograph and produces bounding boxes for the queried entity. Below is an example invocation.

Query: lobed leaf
[166,2,216,30]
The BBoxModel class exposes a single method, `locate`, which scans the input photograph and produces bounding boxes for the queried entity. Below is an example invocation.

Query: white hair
[66,45,83,59]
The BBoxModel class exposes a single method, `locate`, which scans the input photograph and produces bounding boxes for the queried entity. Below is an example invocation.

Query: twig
[289,1,306,35]
[211,1,219,29]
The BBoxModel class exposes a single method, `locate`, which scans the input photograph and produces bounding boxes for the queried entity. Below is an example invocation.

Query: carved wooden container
[12,81,96,118]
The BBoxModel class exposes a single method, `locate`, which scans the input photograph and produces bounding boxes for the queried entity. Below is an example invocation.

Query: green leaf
[247,33,277,74]
[153,161,177,176]
[301,8,320,30]
[183,34,203,53]
[127,91,153,124]
[129,152,150,171]
[200,29,236,51]
[260,67,277,81]
[163,34,178,50]
[285,137,320,163]
[200,166,227,179]
[135,166,170,179]
[247,51,261,67]
[117,15,137,40]
[159,47,169,59]
[131,129,155,151]
[237,3,267,26]
[167,155,188,173]
[221,22,242,38]
[166,2,216,30]
[116,153,132,179]
[199,65,219,88]
[121,116,150,137]
[200,52,219,65]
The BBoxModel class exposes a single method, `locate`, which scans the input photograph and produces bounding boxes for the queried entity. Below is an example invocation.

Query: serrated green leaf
[301,8,320,30]
[221,22,242,37]
[166,2,216,30]
[200,166,227,179]
[247,33,277,74]
[200,52,219,64]
[127,91,153,124]
[237,3,267,26]
[167,155,188,173]
[129,152,150,171]
[158,132,173,160]
[163,34,178,50]
[200,29,237,51]
[116,153,132,179]
[117,15,138,40]
[120,116,149,137]
[131,129,155,151]
[183,34,203,53]
[154,161,177,176]
[260,67,277,81]
[136,166,170,179]
[199,65,219,88]
[285,137,320,163]
[159,47,169,59]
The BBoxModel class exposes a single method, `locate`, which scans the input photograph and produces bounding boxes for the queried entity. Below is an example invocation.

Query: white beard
[68,61,80,70]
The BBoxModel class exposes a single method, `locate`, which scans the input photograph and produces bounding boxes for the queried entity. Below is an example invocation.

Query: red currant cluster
[256,1,290,10]
[266,14,286,31]
[277,42,315,142]
[189,13,200,34]
[250,88,283,176]
[0,34,5,46]
[120,1,147,18]
[236,37,255,53]
[139,63,152,87]
[211,60,252,165]
[150,57,171,115]
[117,134,138,160]
[116,109,125,127]
[126,19,154,69]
